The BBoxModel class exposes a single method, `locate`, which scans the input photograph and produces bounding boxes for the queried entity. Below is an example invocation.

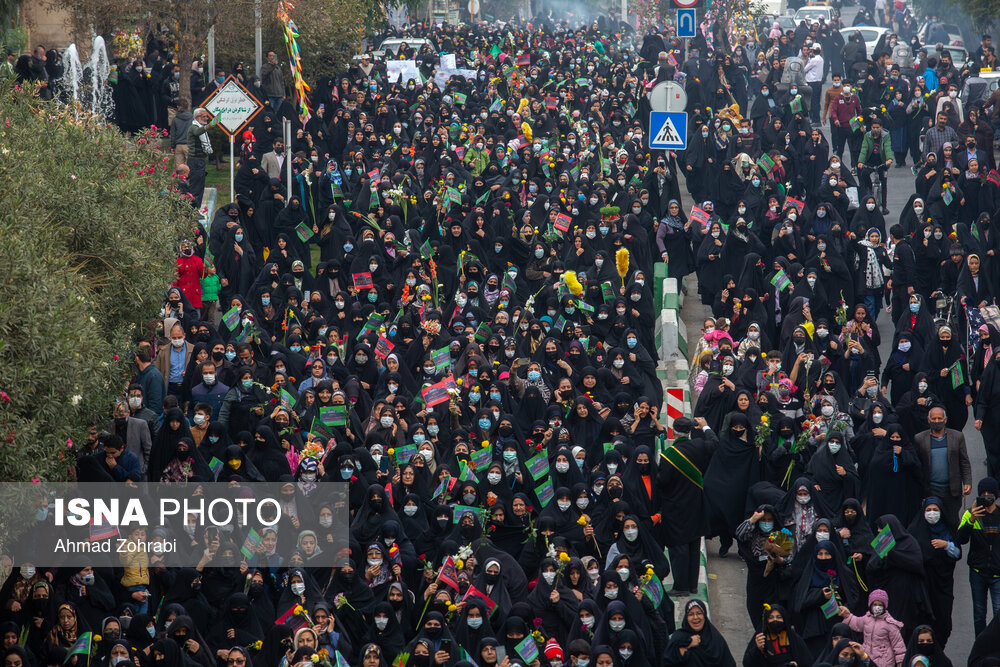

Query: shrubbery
[0,81,196,481]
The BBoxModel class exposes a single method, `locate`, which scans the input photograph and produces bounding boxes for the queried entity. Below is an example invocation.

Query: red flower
[826,569,837,577]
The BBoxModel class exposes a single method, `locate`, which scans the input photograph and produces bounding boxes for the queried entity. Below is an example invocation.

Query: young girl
[837,589,905,667]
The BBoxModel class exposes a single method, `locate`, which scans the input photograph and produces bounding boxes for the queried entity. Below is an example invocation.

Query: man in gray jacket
[110,401,152,474]
[915,405,973,530]
[260,50,286,112]
[169,99,193,168]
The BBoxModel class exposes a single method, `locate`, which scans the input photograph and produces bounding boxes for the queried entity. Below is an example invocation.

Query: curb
[655,270,711,623]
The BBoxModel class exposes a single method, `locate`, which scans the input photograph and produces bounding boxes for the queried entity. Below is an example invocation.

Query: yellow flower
[387,448,395,456]
[253,641,263,650]
[456,559,465,570]
[761,415,769,425]
[311,655,320,663]
[763,603,772,611]
[576,515,588,526]
[481,440,489,448]
[645,564,654,575]
[456,378,463,385]
[559,551,571,562]
[447,603,458,612]
[293,605,305,616]
[93,635,102,642]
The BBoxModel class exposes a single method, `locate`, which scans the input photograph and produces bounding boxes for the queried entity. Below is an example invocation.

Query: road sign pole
[230,135,235,203]
[283,119,293,201]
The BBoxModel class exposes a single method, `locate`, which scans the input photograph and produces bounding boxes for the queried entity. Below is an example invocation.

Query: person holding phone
[957,476,1000,635]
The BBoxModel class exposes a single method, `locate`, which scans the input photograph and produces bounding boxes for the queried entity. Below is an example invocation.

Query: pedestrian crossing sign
[649,111,687,150]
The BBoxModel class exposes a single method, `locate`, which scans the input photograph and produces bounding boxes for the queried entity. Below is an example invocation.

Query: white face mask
[555,461,570,473]
[925,510,941,524]
[420,449,433,462]
[816,530,830,542]
[866,202,876,211]
[380,416,394,428]
[128,397,143,409]
[623,528,638,541]
[828,441,841,454]
[918,382,928,393]
[821,405,834,417]
[872,412,883,424]
[604,587,618,599]
[581,615,596,628]
[487,472,502,485]
[557,500,571,512]
[797,495,811,505]
[871,604,885,616]
[403,505,418,516]
[616,567,629,581]
[541,571,557,585]
[609,619,626,632]
[375,617,389,630]
[291,582,305,595]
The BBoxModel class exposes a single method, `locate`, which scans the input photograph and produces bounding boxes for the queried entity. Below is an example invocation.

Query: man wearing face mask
[658,417,716,594]
[858,117,892,214]
[958,476,1000,635]
[915,406,972,530]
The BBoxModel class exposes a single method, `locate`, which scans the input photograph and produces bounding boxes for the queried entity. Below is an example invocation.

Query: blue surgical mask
[528,370,541,381]
[909,302,919,313]
[241,378,253,390]
[469,392,481,402]
[626,338,638,349]
[235,233,244,242]
[503,450,517,463]
[368,292,378,303]
[479,418,492,430]
[261,297,270,306]
[759,521,774,532]
[751,178,761,187]
[413,433,426,444]
[340,468,353,480]
[209,436,220,444]
[490,392,502,402]
[344,243,353,252]
[225,351,236,361]
[290,345,302,353]
[147,627,156,638]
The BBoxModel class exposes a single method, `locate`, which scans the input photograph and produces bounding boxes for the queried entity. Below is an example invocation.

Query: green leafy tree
[0,81,195,482]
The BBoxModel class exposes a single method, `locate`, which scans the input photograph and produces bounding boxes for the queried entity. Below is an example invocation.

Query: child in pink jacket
[837,589,905,667]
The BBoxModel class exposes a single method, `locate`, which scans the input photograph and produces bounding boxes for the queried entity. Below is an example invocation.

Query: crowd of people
[5,1,1000,667]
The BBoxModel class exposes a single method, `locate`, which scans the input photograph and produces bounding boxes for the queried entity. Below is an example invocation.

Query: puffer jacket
[843,589,905,667]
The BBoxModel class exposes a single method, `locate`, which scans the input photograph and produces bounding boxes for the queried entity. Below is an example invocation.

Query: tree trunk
[177,39,195,107]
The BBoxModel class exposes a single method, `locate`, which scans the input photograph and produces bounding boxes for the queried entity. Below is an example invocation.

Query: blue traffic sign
[677,9,696,38]
[649,111,688,150]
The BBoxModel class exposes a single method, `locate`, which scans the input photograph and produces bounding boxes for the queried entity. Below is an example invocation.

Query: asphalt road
[674,7,990,658]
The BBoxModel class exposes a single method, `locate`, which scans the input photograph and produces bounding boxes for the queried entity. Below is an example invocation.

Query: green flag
[64,633,92,663]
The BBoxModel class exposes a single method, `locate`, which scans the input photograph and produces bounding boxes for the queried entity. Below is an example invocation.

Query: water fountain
[58,35,114,119]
